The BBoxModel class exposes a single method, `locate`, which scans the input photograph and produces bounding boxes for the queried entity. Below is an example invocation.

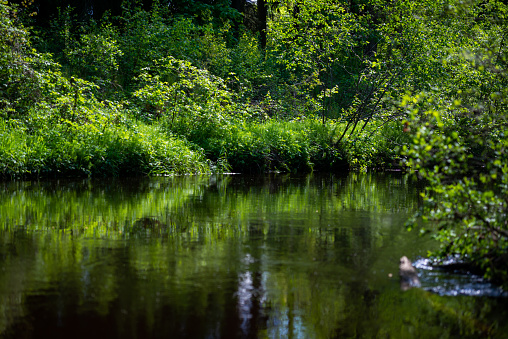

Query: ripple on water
[413,258,508,297]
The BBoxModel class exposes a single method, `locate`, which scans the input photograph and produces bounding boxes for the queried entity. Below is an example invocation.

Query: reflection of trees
[5,173,493,338]
[334,280,381,338]
[235,254,269,339]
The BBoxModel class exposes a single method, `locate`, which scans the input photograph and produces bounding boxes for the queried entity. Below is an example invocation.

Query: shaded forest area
[1,0,508,284]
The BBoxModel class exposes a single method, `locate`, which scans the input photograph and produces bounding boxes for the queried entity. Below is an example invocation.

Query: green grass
[1,106,411,178]
[199,118,348,173]
[0,111,208,178]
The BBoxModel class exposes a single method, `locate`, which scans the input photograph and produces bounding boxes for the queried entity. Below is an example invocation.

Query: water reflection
[414,258,508,297]
[0,173,507,338]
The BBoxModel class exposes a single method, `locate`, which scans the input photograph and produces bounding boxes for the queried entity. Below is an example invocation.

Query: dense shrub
[203,119,347,173]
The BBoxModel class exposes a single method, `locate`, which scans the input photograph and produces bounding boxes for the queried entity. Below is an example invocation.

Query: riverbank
[0,113,408,178]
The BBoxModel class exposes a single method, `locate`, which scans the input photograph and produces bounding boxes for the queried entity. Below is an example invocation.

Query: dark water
[414,258,508,297]
[0,173,507,338]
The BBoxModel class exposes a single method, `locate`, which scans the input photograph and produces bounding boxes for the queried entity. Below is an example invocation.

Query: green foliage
[228,32,267,97]
[0,109,208,178]
[66,21,123,94]
[205,118,347,173]
[0,2,101,117]
[401,0,508,282]
[342,120,412,171]
[267,0,366,119]
[0,2,209,178]
[133,55,248,145]
[115,3,262,91]
[0,1,46,115]
[403,97,508,282]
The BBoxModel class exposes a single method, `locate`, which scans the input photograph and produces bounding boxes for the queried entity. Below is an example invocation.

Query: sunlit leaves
[401,4,508,282]
[133,55,247,148]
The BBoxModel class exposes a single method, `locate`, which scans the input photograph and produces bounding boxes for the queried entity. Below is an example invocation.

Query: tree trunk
[257,0,267,48]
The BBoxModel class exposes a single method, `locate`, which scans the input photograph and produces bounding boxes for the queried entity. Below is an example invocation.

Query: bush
[205,118,347,173]
[402,95,508,285]
[66,21,123,97]
[341,121,413,171]
[133,56,248,142]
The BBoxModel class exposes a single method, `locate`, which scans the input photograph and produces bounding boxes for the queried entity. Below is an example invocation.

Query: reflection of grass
[0,173,419,237]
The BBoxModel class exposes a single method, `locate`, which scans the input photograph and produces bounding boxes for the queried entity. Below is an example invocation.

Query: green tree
[67,20,123,97]
[265,0,435,129]
[0,1,39,116]
[402,0,508,285]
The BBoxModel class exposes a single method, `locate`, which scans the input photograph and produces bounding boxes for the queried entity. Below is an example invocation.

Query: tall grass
[0,111,208,178]
[174,116,410,174]
[1,110,411,178]
[198,118,348,173]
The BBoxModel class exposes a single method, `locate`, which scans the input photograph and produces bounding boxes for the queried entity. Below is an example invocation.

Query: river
[0,173,507,338]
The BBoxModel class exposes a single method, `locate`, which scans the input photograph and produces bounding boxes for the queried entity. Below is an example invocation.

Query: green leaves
[267,0,366,120]
[400,0,508,282]
[133,55,242,144]
[67,27,123,92]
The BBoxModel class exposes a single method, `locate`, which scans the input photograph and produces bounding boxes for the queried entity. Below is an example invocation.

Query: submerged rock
[399,256,421,291]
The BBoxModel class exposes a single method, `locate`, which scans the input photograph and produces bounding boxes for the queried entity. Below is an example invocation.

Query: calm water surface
[0,173,507,338]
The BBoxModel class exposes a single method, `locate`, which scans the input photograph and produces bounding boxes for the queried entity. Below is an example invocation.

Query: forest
[1,0,507,285]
